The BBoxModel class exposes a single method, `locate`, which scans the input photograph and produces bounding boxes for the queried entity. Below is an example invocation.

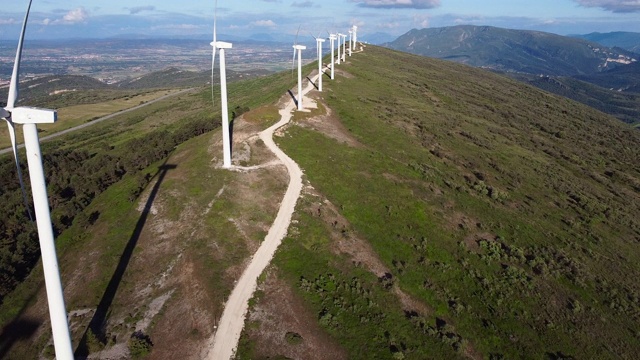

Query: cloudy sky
[1,0,639,41]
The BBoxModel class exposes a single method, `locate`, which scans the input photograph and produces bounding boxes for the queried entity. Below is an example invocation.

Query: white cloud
[62,7,89,23]
[151,24,203,30]
[413,14,430,28]
[0,18,18,25]
[350,0,440,9]
[574,0,640,13]
[251,20,277,27]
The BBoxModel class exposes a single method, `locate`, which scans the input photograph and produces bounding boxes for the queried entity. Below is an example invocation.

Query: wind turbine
[328,34,337,80]
[352,25,358,51]
[210,0,233,168]
[0,1,74,358]
[292,29,306,111]
[314,36,326,91]
[341,33,348,62]
[348,30,353,57]
[336,33,343,65]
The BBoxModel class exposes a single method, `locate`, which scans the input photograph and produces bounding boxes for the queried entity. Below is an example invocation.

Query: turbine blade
[213,0,218,44]
[211,0,218,107]
[7,0,33,108]
[5,121,33,221]
[295,25,301,46]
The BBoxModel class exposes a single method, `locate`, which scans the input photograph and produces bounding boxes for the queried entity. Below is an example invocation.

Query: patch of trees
[0,115,217,304]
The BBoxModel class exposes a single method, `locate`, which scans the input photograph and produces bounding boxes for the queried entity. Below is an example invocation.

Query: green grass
[272,45,640,359]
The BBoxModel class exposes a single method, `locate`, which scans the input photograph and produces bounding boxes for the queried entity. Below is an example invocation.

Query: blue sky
[1,0,639,41]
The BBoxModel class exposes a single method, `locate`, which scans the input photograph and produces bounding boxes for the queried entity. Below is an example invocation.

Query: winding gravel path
[204,73,320,360]
[0,88,194,156]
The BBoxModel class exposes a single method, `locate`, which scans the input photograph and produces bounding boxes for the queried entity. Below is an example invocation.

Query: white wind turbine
[291,29,307,111]
[352,25,358,51]
[0,1,74,358]
[210,0,233,168]
[313,36,326,91]
[348,30,353,57]
[341,33,348,61]
[328,34,337,80]
[336,33,343,65]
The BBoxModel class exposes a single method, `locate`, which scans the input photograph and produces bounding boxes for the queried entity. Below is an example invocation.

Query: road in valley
[0,88,194,155]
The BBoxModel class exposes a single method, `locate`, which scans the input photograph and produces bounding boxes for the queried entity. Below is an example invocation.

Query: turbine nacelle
[293,45,307,50]
[211,41,233,49]
[11,107,57,124]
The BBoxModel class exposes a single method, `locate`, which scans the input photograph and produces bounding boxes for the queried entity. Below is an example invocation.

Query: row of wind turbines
[212,18,360,168]
[1,0,362,358]
[293,26,359,111]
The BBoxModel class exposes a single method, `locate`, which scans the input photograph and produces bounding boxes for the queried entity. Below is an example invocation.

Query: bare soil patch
[295,96,364,148]
[244,268,348,360]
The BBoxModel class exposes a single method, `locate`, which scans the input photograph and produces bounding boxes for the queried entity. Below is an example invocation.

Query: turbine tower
[292,43,307,110]
[0,1,74,358]
[337,33,343,65]
[352,25,358,51]
[348,30,353,57]
[341,33,348,61]
[315,37,326,91]
[210,0,232,168]
[329,34,337,80]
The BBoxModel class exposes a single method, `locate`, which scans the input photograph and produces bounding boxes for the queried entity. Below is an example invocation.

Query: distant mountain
[0,75,109,105]
[116,67,271,90]
[385,25,637,76]
[572,32,640,53]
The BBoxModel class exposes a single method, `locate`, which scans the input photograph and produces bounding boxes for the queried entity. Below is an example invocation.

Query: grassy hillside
[510,73,640,126]
[239,45,640,359]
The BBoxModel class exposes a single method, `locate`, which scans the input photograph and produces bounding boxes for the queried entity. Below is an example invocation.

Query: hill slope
[240,45,640,359]
[385,25,637,76]
[573,31,640,53]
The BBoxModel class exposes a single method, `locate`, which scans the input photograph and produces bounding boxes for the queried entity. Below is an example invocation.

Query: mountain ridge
[385,25,637,76]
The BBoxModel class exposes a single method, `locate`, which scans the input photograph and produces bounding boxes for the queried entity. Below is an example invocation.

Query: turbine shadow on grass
[0,283,43,358]
[75,163,177,359]
[229,118,235,155]
[287,89,298,107]
[307,76,318,90]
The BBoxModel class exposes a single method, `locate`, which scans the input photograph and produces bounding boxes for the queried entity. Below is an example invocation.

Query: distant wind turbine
[337,33,343,65]
[329,33,337,80]
[313,35,326,91]
[0,1,74,358]
[210,0,232,168]
[352,25,358,51]
[348,30,353,57]
[341,33,348,61]
[292,28,307,110]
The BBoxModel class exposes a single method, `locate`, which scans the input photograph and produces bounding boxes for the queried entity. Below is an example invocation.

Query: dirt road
[203,74,320,360]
